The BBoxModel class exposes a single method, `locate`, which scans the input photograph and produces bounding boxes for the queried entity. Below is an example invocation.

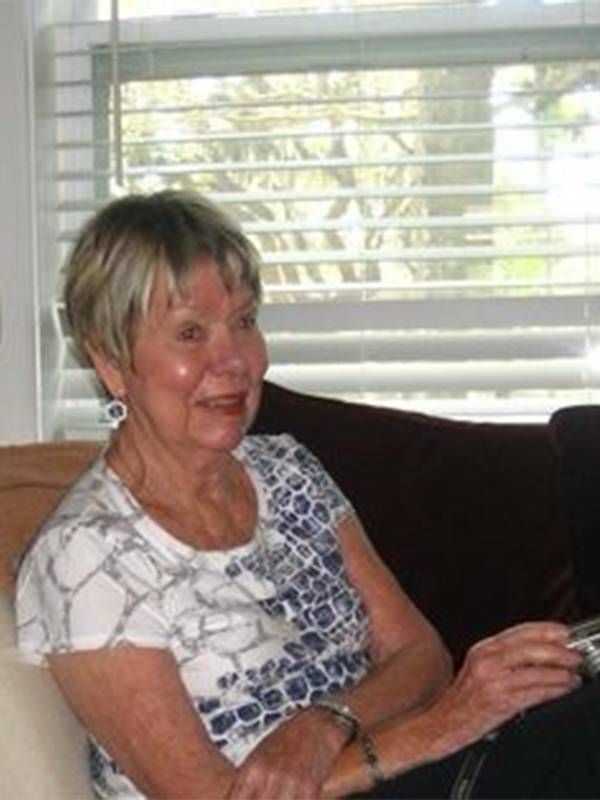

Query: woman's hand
[322,621,584,799]
[227,707,348,800]
[432,621,582,749]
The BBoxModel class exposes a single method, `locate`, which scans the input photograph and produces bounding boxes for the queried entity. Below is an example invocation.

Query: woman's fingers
[448,621,583,732]
[488,640,581,675]
[468,622,581,673]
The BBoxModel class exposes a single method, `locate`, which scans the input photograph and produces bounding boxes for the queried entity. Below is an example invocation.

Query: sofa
[1,381,598,799]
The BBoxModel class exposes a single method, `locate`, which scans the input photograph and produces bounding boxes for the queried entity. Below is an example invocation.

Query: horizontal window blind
[38,0,600,438]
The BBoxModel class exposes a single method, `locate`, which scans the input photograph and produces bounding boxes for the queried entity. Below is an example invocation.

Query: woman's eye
[177,324,204,342]
[238,312,257,330]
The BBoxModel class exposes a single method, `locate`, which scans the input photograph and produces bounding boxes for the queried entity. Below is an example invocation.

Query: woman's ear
[85,342,127,399]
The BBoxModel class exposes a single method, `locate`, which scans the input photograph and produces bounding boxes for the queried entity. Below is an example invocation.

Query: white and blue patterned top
[16,434,372,798]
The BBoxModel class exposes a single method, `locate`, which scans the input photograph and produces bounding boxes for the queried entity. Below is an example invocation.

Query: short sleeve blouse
[16,434,372,796]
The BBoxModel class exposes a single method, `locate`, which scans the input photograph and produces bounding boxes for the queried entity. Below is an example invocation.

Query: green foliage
[113,59,599,296]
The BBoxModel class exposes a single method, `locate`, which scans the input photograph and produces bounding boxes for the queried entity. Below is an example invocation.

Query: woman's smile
[194,392,249,417]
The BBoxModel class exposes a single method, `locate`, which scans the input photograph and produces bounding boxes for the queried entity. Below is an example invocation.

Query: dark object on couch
[253,383,595,664]
[549,405,600,618]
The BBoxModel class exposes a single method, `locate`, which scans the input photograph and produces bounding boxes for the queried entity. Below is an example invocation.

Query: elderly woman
[15,190,596,799]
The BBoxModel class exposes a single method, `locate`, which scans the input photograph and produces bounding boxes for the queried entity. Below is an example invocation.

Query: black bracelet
[358,730,385,786]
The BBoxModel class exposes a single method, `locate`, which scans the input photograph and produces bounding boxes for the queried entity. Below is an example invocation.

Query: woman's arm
[228,513,453,800]
[48,647,236,799]
[323,621,583,798]
[332,513,453,724]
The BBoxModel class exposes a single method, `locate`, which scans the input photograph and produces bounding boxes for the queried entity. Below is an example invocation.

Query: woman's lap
[353,680,600,799]
[476,678,600,799]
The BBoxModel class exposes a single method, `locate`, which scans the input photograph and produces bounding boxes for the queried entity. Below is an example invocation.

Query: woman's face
[94,257,268,459]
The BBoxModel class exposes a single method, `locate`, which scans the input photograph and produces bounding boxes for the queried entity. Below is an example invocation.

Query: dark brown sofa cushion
[253,382,580,663]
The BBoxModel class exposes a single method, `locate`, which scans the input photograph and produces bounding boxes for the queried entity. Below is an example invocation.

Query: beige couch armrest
[0,591,94,800]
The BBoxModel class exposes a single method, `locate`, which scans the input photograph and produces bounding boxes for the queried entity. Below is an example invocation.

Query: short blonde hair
[64,190,263,366]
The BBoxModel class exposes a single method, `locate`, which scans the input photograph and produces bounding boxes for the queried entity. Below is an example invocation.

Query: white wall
[0,0,39,444]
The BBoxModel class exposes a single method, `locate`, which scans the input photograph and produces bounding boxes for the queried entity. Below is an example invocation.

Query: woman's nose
[208,327,244,373]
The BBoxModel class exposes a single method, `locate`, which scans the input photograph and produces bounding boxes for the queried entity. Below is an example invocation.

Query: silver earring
[105,398,128,429]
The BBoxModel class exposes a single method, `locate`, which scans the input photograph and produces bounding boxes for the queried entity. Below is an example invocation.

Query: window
[38,0,600,438]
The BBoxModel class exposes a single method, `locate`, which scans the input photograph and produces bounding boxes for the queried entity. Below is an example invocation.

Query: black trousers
[353,679,600,799]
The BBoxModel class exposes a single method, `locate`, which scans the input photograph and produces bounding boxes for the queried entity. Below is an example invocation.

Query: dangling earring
[105,397,128,429]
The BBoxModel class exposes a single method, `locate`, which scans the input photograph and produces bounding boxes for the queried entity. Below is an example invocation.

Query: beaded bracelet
[357,730,385,786]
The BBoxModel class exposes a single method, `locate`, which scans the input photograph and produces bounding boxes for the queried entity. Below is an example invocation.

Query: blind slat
[59,357,597,401]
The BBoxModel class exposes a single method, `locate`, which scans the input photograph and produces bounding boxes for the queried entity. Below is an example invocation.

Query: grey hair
[64,189,263,366]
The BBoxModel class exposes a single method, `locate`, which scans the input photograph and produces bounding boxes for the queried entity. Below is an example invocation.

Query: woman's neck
[105,429,256,550]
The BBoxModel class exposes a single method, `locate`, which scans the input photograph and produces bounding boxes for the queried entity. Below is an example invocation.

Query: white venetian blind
[37,0,600,438]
